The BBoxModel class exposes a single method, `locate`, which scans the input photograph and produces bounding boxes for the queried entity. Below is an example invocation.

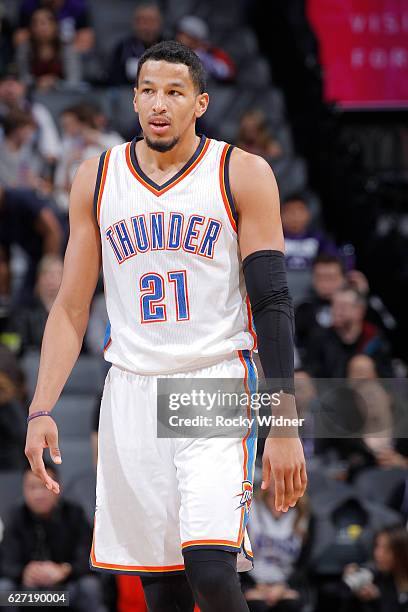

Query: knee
[184,550,239,597]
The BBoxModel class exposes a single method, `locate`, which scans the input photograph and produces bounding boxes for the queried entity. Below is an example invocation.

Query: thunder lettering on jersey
[94,134,256,374]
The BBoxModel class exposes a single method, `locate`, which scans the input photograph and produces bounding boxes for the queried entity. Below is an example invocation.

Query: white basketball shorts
[90,349,258,576]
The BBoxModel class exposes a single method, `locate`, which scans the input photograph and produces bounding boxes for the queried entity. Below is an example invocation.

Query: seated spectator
[15,8,81,90]
[9,254,63,354]
[0,186,63,305]
[0,66,61,164]
[342,526,408,611]
[237,109,282,160]
[242,488,314,611]
[0,345,27,470]
[176,16,236,82]
[108,2,163,85]
[296,255,397,358]
[0,109,43,189]
[16,0,94,53]
[281,195,337,273]
[54,103,123,211]
[304,287,393,377]
[1,463,107,611]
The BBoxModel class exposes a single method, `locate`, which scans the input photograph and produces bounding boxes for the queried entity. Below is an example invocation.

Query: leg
[68,575,108,612]
[140,574,195,612]
[184,549,250,612]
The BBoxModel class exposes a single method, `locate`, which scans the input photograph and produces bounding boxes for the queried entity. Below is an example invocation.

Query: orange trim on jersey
[96,149,111,226]
[182,539,241,549]
[246,296,257,350]
[219,144,237,233]
[103,337,112,352]
[90,521,184,573]
[125,138,210,196]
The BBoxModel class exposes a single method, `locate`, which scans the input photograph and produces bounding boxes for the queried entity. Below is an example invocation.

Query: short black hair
[136,40,207,94]
[312,253,345,271]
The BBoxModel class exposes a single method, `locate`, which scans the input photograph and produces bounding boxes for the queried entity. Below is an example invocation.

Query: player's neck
[139,130,201,172]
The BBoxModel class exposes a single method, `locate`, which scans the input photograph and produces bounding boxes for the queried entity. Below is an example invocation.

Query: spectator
[304,287,394,377]
[295,254,345,356]
[54,103,123,211]
[0,186,63,305]
[242,488,314,611]
[15,8,81,90]
[176,15,236,82]
[108,3,163,85]
[343,526,408,611]
[281,195,338,273]
[1,463,107,611]
[237,109,282,160]
[296,255,397,358]
[0,109,43,189]
[9,254,63,354]
[0,66,61,164]
[0,345,27,470]
[16,0,94,53]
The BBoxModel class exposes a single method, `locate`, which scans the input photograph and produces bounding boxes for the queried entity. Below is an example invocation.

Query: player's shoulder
[225,145,277,197]
[228,145,274,178]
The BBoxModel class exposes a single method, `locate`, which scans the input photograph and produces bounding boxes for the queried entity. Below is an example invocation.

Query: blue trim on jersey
[93,150,107,223]
[103,321,111,349]
[130,134,207,192]
[224,145,238,226]
[242,349,258,530]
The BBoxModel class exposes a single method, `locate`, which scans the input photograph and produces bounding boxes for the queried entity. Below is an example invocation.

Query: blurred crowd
[0,1,407,612]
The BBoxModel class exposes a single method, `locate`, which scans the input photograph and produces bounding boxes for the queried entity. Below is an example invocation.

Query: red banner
[307,0,408,108]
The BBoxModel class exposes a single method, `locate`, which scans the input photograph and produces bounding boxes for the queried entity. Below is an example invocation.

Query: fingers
[46,429,62,465]
[273,467,285,511]
[26,447,59,494]
[261,456,271,491]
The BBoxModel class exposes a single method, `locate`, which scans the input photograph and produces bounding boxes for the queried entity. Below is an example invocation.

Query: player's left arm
[230,148,307,513]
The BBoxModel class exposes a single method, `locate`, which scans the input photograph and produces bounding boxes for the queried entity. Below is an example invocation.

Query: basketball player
[25,41,307,611]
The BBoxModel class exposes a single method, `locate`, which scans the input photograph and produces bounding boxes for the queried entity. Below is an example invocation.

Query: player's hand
[261,436,307,512]
[25,416,61,494]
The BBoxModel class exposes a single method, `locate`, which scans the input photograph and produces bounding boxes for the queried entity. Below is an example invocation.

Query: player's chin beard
[145,134,179,153]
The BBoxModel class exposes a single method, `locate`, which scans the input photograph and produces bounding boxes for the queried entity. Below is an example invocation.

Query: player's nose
[152,91,167,113]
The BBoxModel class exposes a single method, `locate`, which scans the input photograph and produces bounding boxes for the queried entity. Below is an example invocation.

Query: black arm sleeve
[243,250,295,395]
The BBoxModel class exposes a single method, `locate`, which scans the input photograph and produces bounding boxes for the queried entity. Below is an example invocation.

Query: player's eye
[169,90,181,96]
[142,88,153,94]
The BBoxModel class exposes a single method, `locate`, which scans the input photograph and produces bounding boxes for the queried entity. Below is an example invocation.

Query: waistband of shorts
[109,351,253,380]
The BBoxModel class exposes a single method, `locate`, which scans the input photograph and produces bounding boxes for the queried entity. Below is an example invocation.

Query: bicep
[55,160,101,316]
[231,151,284,260]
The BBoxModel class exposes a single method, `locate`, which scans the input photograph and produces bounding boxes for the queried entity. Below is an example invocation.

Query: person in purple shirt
[281,194,338,272]
[15,0,94,53]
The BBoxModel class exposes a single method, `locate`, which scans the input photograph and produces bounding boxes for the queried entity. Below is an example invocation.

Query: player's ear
[133,88,139,113]
[195,92,209,119]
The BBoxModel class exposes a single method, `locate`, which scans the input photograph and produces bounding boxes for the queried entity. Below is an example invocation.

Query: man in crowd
[1,464,106,611]
[108,2,163,85]
[304,287,393,377]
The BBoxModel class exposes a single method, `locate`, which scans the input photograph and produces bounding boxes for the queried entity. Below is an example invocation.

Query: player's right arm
[25,157,101,494]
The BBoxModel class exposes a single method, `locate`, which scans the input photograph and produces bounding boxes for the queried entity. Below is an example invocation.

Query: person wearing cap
[176,15,236,82]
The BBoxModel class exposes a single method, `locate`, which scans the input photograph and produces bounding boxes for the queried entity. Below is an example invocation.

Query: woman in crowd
[15,7,81,89]
[242,486,314,611]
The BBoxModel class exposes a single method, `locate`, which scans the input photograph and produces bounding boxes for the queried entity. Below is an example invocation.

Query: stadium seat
[22,352,106,396]
[353,467,408,506]
[0,471,23,522]
[53,395,96,439]
[58,440,94,485]
[64,469,96,524]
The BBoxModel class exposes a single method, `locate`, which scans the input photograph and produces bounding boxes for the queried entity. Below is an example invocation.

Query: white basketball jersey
[94,135,256,374]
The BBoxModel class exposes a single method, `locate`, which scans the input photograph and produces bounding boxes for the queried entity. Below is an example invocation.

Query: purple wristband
[27,411,54,425]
